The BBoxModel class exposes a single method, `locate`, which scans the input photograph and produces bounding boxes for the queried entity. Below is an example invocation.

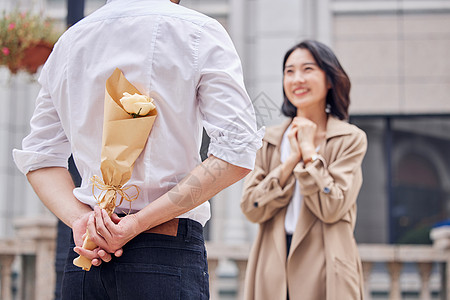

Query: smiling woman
[241,40,367,300]
[282,49,329,118]
[281,41,351,121]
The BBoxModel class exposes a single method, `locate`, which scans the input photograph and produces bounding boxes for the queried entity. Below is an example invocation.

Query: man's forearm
[135,155,250,232]
[26,167,92,228]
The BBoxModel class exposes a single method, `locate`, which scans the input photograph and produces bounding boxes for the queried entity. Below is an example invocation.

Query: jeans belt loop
[185,219,192,242]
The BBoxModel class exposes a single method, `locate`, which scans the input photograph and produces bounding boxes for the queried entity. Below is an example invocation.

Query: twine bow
[90,175,140,215]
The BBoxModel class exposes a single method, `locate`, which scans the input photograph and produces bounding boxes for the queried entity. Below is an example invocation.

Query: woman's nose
[293,71,306,83]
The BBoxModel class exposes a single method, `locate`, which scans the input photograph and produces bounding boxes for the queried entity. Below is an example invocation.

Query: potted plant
[0,10,61,74]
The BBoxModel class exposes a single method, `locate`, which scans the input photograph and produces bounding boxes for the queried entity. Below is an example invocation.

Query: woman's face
[283,48,330,115]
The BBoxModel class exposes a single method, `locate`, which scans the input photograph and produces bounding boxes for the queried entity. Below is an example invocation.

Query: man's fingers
[93,206,112,240]
[87,214,106,248]
[111,213,122,224]
[102,209,118,234]
[92,258,102,267]
[74,246,98,260]
[114,248,123,258]
[74,247,114,267]
[98,249,112,262]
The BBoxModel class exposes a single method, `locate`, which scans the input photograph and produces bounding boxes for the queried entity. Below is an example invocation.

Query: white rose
[119,92,156,116]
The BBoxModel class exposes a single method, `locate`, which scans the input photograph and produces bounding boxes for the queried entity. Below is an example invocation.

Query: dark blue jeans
[61,219,209,300]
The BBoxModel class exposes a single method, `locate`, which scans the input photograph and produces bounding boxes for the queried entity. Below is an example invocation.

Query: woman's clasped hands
[287,116,318,164]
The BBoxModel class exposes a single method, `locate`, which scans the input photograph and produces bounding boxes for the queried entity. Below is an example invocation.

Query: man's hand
[26,167,121,266]
[87,155,250,255]
[72,210,123,266]
[86,206,141,254]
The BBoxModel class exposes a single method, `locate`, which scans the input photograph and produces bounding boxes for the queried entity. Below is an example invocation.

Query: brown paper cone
[73,69,157,271]
[72,231,97,271]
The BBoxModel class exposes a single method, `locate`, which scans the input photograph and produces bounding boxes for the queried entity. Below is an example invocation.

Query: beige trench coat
[241,116,367,300]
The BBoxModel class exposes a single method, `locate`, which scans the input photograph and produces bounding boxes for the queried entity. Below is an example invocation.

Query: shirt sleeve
[12,67,71,175]
[196,19,264,170]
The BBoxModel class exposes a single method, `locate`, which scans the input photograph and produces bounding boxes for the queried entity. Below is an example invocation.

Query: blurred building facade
[186,0,450,248]
[1,0,450,248]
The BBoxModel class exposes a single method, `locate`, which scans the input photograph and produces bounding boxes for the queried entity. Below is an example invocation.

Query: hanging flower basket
[8,41,53,74]
[0,10,60,75]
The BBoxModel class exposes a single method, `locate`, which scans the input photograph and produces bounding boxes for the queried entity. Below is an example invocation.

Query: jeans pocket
[61,267,85,300]
[115,263,181,300]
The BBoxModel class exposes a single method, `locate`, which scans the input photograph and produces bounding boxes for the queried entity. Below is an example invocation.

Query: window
[351,115,450,244]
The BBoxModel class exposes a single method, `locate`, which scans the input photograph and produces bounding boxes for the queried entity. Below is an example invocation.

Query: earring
[325,104,331,113]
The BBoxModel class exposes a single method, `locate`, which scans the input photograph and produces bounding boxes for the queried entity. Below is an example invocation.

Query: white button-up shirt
[13,0,263,226]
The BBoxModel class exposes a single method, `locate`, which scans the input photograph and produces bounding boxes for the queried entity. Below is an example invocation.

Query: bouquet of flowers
[73,68,157,271]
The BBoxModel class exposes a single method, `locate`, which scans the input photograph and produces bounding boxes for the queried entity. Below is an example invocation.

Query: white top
[12,0,263,226]
[280,125,302,234]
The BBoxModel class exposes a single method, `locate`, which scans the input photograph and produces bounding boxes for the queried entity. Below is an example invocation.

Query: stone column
[207,257,219,300]
[14,216,57,300]
[361,261,373,300]
[235,259,248,300]
[417,262,432,300]
[387,262,402,300]
[0,255,15,300]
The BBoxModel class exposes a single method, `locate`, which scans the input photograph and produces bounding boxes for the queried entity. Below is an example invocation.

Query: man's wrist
[132,212,149,233]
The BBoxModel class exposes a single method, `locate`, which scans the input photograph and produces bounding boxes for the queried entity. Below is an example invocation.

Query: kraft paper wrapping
[73,68,157,271]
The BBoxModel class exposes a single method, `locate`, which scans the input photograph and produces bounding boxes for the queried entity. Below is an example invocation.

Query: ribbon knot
[90,175,140,214]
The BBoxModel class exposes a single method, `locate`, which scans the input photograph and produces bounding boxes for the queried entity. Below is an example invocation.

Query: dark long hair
[281,40,351,120]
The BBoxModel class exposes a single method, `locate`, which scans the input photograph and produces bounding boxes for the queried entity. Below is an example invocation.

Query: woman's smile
[293,87,309,96]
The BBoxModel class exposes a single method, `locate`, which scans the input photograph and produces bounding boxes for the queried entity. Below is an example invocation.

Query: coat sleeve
[241,141,296,224]
[294,128,367,224]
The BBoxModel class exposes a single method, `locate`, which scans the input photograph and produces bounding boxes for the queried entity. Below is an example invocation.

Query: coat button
[323,187,330,194]
[253,202,259,207]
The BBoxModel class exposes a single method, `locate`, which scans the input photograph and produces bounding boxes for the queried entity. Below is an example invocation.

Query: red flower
[8,22,16,30]
[2,47,10,56]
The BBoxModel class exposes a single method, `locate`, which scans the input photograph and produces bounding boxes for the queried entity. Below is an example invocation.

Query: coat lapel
[265,119,293,264]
